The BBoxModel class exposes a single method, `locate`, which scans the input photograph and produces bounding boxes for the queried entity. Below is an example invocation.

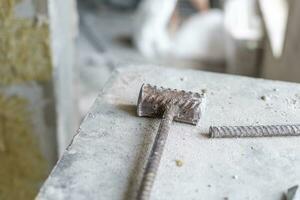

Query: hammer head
[137,84,205,125]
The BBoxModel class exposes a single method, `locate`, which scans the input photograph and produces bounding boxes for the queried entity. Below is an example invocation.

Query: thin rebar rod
[209,124,300,138]
[137,104,179,200]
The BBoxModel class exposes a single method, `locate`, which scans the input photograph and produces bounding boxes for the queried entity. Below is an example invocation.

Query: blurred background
[0,0,299,199]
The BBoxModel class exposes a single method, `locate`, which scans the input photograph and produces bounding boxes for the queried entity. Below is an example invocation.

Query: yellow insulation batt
[0,95,47,200]
[0,0,52,85]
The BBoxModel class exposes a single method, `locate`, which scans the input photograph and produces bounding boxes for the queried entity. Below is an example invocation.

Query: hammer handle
[137,104,178,200]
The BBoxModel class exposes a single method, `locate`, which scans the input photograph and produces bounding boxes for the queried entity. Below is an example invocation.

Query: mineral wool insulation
[0,0,52,85]
[0,0,52,199]
[0,95,47,200]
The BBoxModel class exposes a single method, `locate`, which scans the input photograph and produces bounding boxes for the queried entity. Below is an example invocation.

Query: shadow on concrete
[114,35,134,48]
[116,104,137,117]
[200,132,211,138]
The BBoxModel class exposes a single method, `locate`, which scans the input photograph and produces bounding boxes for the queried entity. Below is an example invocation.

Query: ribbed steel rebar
[137,104,179,200]
[209,125,300,138]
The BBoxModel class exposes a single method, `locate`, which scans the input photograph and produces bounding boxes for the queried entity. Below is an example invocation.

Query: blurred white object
[224,0,262,40]
[133,0,225,62]
[224,0,263,76]
[133,0,175,58]
[259,0,289,58]
[171,10,225,61]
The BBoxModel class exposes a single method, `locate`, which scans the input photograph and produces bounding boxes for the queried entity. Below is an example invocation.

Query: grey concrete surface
[38,64,300,200]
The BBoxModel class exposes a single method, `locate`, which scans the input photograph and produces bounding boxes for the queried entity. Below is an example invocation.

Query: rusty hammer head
[137,84,205,125]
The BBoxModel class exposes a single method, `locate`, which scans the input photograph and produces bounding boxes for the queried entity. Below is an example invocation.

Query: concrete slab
[37,64,300,200]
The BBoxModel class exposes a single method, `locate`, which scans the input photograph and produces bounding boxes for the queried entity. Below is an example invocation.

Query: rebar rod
[210,124,300,138]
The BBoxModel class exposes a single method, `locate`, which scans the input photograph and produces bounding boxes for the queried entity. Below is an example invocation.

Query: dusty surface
[38,65,300,200]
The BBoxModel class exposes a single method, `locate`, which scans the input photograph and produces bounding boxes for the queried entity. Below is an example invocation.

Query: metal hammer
[136,84,204,200]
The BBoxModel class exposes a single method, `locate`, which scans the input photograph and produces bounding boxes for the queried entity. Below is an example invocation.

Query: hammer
[136,84,204,200]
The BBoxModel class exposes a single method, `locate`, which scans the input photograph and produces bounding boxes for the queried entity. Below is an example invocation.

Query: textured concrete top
[37,65,300,200]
